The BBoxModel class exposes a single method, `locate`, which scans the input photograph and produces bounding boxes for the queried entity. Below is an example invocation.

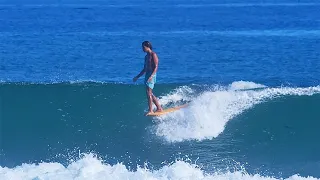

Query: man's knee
[146,88,152,96]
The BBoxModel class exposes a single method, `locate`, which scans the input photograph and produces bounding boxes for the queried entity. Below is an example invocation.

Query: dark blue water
[1,0,320,179]
[1,0,320,85]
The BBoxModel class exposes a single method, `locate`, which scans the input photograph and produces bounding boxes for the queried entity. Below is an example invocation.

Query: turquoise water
[1,82,320,179]
[1,0,320,179]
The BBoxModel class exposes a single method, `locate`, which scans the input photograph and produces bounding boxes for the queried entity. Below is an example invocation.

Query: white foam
[228,81,267,90]
[0,154,318,180]
[158,86,195,106]
[153,81,320,142]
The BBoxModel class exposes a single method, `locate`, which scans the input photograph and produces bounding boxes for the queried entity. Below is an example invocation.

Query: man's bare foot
[145,111,154,116]
[156,108,163,112]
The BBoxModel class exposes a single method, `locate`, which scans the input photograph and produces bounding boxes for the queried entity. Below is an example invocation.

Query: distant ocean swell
[2,30,320,37]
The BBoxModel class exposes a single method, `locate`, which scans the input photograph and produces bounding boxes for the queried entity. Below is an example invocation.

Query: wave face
[1,81,320,178]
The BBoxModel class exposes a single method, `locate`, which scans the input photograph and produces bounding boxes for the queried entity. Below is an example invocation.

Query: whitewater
[152,81,320,142]
[1,153,319,180]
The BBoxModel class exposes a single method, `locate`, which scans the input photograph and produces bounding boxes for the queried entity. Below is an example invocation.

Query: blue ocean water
[1,0,320,85]
[1,0,320,179]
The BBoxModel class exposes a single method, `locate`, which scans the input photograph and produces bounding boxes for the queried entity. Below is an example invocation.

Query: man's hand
[133,76,139,82]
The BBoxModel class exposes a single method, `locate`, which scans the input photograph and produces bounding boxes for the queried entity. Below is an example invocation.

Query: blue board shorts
[145,72,156,89]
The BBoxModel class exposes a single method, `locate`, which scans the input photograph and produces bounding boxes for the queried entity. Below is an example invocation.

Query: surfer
[133,41,163,115]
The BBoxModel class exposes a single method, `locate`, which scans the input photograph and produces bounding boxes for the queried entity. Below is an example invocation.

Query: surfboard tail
[146,103,188,116]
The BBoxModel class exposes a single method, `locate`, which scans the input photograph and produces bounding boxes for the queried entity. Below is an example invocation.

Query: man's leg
[147,76,162,112]
[146,87,153,113]
[152,94,163,112]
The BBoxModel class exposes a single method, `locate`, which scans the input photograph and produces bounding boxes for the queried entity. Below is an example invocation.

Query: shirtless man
[133,41,163,115]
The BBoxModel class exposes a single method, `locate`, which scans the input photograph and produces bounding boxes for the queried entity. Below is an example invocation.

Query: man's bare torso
[144,52,156,73]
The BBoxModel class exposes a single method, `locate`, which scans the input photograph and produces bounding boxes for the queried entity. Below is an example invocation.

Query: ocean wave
[0,153,318,180]
[0,154,317,180]
[153,81,320,142]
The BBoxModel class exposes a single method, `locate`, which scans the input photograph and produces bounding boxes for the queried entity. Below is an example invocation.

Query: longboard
[145,104,188,116]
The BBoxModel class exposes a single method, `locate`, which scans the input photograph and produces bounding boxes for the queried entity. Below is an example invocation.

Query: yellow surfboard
[145,104,188,116]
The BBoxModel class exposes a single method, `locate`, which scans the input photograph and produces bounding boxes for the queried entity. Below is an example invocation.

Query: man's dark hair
[142,41,153,50]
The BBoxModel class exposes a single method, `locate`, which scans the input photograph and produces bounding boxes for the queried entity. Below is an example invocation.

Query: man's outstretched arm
[136,68,146,78]
[133,63,146,82]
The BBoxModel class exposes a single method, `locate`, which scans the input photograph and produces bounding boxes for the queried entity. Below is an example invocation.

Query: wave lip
[153,81,320,142]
